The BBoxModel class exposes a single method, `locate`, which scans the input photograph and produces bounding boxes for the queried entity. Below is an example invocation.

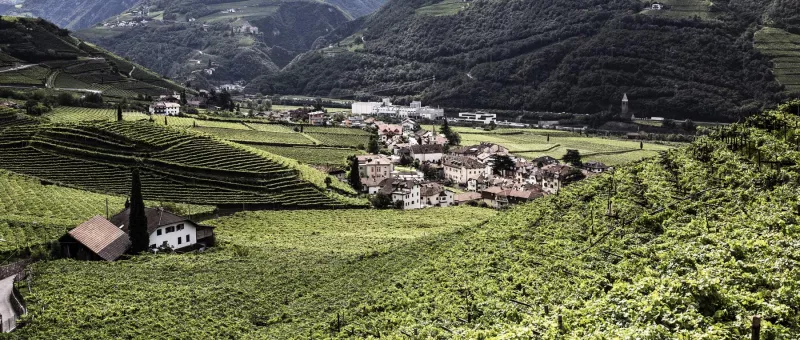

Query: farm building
[410,144,444,163]
[148,102,180,116]
[110,208,215,251]
[61,216,131,261]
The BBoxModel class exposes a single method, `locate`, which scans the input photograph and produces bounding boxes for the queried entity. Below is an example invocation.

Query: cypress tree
[128,168,149,253]
[117,105,123,122]
[348,156,363,192]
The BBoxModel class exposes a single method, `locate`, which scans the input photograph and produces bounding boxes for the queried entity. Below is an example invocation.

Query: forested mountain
[258,0,800,121]
[0,0,138,30]
[76,0,352,85]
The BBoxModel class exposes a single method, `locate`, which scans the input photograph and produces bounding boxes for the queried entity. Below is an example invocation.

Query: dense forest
[257,0,800,121]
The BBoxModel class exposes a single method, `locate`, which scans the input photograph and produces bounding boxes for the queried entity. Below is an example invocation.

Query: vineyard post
[751,315,761,340]
[544,305,549,315]
[557,314,564,333]
[105,198,109,219]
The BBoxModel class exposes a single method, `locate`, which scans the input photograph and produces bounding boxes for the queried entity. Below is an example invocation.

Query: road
[0,64,35,74]
[0,276,16,332]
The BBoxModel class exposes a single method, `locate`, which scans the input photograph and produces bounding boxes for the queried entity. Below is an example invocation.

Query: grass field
[0,65,50,85]
[641,0,716,20]
[416,0,471,16]
[458,129,673,165]
[754,27,800,92]
[16,207,496,338]
[251,145,363,166]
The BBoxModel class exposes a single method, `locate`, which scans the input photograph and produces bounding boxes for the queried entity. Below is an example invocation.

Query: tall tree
[117,104,123,122]
[128,168,149,253]
[492,155,516,176]
[367,135,380,154]
[563,149,582,167]
[440,120,461,146]
[180,90,187,106]
[348,156,363,192]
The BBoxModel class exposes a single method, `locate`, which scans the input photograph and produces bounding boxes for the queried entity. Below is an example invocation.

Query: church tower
[621,93,629,116]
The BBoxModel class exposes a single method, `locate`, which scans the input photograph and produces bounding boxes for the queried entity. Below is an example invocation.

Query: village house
[409,144,444,163]
[539,164,584,194]
[376,123,403,144]
[480,186,544,209]
[61,216,132,261]
[583,161,609,173]
[308,111,326,126]
[110,207,215,251]
[345,116,364,128]
[443,156,487,185]
[362,177,384,194]
[454,191,482,205]
[420,182,455,208]
[149,102,181,116]
[378,178,422,210]
[357,154,394,181]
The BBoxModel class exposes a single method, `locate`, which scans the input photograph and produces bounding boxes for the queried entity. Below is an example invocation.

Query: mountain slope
[260,0,797,121]
[77,0,351,84]
[1,0,137,30]
[0,16,187,98]
[327,0,386,18]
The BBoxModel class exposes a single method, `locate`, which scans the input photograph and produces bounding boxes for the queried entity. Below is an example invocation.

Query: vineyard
[0,169,213,255]
[0,65,50,86]
[251,145,363,166]
[14,102,800,337]
[192,126,316,145]
[0,119,363,208]
[458,129,674,166]
[15,207,496,338]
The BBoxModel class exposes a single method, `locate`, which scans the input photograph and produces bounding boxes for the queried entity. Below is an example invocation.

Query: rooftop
[69,216,131,261]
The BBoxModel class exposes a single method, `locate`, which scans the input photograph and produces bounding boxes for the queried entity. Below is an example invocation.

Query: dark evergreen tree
[128,169,149,253]
[440,120,461,146]
[347,156,363,192]
[492,155,516,176]
[640,141,644,150]
[367,135,380,153]
[117,105,123,122]
[563,149,582,167]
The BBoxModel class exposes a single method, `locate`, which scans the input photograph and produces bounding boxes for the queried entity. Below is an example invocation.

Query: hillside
[0,106,364,208]
[0,16,187,99]
[76,0,354,84]
[259,0,800,121]
[11,102,800,337]
[0,0,137,30]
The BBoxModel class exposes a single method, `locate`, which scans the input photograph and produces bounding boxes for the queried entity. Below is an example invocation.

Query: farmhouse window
[157,229,162,236]
[178,237,182,245]
[166,226,175,233]
[186,235,190,242]
[177,224,184,231]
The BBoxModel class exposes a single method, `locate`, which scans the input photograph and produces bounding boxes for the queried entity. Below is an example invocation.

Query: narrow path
[0,64,35,74]
[45,69,60,89]
[128,66,136,78]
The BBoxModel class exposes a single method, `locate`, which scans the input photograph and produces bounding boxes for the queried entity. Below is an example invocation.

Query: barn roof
[69,216,131,261]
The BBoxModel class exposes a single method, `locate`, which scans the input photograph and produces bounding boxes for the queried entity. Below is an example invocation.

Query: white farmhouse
[443,156,487,185]
[110,207,215,251]
[410,144,444,163]
[149,102,181,116]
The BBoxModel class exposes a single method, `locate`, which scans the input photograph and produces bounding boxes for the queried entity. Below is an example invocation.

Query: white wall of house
[352,102,382,115]
[423,190,454,208]
[412,152,443,163]
[359,163,393,179]
[445,165,486,185]
[392,185,421,210]
[150,221,197,249]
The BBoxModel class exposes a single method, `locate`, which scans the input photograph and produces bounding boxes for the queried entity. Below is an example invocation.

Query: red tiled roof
[69,216,131,261]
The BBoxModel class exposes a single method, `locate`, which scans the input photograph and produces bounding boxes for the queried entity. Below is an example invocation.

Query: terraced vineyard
[755,27,800,93]
[192,126,316,145]
[0,65,50,86]
[0,120,363,208]
[251,145,363,166]
[46,107,144,123]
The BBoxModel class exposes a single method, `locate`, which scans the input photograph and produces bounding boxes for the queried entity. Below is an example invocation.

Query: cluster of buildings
[148,92,183,116]
[353,123,611,209]
[352,99,444,120]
